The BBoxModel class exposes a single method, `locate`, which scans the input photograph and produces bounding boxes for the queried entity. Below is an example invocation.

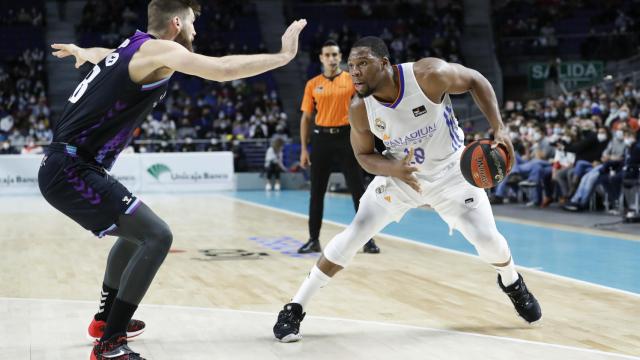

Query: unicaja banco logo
[147,163,171,180]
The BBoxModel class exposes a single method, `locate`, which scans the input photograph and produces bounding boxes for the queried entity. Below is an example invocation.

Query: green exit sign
[528,61,604,91]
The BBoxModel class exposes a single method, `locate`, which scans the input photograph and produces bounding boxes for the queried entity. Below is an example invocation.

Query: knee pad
[471,227,511,264]
[323,229,356,268]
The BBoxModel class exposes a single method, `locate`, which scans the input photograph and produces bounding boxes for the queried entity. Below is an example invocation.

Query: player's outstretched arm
[349,97,420,192]
[51,44,113,68]
[148,19,307,82]
[414,58,515,169]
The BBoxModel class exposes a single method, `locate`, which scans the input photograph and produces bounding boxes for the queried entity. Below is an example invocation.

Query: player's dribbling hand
[300,149,311,169]
[51,43,86,69]
[393,148,420,193]
[280,19,307,62]
[492,129,515,172]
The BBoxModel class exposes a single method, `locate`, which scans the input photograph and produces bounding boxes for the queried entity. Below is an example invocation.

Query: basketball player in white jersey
[273,36,541,342]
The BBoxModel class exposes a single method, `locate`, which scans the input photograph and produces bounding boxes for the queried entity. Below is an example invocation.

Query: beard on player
[175,28,194,52]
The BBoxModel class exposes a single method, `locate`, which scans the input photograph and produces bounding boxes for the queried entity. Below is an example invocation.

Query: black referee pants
[308,127,366,241]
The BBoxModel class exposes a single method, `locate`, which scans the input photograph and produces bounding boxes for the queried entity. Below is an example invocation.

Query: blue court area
[228,190,640,295]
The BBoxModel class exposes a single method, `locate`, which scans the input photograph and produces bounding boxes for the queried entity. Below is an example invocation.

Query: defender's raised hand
[51,43,87,69]
[280,19,307,62]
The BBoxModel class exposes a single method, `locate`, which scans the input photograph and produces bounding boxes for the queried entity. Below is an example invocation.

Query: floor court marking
[221,193,640,299]
[3,297,638,360]
[304,192,640,242]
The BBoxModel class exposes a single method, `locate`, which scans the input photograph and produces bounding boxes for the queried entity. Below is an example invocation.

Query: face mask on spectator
[619,111,628,119]
[615,130,624,140]
[624,138,635,146]
[2,142,9,150]
[564,110,571,118]
[624,91,631,97]
[509,132,518,140]
[597,133,607,142]
[553,127,563,135]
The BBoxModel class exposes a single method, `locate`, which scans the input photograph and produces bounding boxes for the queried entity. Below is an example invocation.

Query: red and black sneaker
[88,317,146,340]
[90,334,145,360]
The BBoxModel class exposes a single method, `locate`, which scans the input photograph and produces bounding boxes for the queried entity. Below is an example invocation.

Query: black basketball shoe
[498,273,542,324]
[363,239,380,253]
[273,303,305,342]
[91,333,145,360]
[298,239,321,254]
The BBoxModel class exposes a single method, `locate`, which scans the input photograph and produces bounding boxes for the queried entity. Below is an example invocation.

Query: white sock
[291,265,331,309]
[495,257,518,287]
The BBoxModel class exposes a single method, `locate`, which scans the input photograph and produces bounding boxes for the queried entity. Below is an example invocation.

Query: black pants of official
[309,127,366,241]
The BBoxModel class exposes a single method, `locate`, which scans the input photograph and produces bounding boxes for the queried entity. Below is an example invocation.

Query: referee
[297,40,380,254]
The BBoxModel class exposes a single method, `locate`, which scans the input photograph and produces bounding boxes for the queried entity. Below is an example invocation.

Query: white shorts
[363,155,489,232]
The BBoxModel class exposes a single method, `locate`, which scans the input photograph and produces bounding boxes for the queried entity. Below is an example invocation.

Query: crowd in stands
[0,48,51,155]
[0,6,44,27]
[134,77,290,154]
[493,0,640,60]
[294,0,463,78]
[0,0,49,155]
[463,78,640,215]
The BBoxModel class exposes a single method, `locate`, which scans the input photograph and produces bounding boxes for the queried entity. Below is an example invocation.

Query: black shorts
[38,144,141,237]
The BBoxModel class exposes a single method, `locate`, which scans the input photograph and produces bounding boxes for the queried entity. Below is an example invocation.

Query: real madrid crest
[374,118,386,132]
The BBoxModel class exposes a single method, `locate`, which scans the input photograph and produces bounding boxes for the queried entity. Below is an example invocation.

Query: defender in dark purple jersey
[40,1,306,359]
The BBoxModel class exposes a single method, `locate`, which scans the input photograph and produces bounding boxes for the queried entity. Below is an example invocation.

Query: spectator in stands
[621,131,640,218]
[564,126,627,211]
[264,137,287,191]
[551,129,577,203]
[601,129,638,212]
[564,119,608,188]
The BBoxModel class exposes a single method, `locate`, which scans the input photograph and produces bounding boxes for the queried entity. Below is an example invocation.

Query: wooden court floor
[0,194,638,359]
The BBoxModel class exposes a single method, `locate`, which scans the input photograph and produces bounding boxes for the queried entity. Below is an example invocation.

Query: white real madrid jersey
[363,62,465,174]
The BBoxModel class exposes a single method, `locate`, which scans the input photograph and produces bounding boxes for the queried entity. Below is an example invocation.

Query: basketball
[460,139,510,189]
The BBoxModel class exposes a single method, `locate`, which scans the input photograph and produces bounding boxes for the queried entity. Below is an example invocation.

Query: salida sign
[528,61,603,90]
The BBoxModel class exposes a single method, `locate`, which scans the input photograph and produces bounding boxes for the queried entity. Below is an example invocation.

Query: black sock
[101,298,138,341]
[95,283,117,321]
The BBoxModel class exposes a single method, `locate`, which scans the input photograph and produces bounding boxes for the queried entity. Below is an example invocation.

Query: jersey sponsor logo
[383,124,438,148]
[412,105,427,117]
[105,53,119,66]
[122,196,133,205]
[314,85,324,92]
[465,197,474,204]
[374,118,386,131]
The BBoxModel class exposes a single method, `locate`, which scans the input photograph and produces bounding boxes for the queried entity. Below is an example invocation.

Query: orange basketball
[460,139,510,189]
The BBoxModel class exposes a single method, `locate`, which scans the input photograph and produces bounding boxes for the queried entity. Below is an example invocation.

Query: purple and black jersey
[52,30,170,170]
